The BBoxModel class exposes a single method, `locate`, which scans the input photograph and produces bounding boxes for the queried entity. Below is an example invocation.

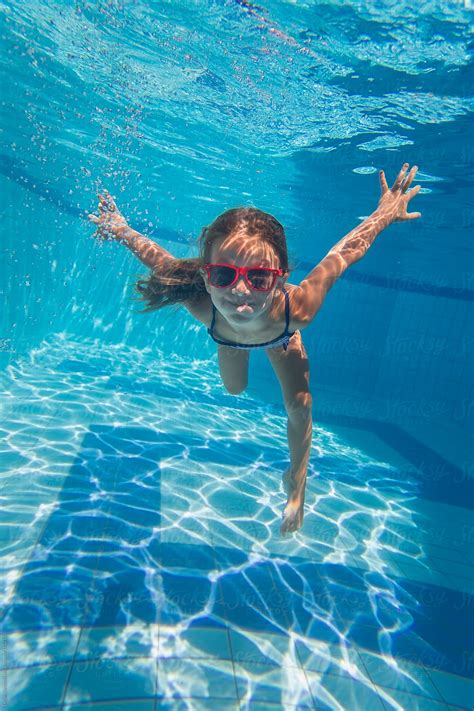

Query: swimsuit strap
[280,286,291,350]
[210,302,217,334]
[282,286,290,334]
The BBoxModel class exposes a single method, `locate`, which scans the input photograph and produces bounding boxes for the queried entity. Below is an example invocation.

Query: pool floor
[0,334,473,710]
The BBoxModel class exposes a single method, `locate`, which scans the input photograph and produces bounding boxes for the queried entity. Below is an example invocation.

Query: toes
[280,518,297,534]
[280,510,297,534]
[280,499,303,534]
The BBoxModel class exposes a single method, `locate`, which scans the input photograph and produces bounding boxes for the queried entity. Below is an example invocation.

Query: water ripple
[0,333,455,708]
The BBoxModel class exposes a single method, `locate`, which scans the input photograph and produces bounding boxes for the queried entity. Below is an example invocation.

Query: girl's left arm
[294,163,421,326]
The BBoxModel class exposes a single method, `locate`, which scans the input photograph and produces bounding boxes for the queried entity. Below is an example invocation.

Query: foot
[280,497,304,534]
[280,467,306,534]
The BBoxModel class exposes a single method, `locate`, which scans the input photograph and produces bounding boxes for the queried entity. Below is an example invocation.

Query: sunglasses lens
[209,265,236,287]
[247,269,274,290]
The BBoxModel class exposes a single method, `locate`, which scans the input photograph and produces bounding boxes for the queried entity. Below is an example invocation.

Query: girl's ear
[198,267,211,293]
[274,271,289,294]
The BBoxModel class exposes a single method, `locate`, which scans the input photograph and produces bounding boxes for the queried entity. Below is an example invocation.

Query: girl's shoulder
[282,284,309,331]
[280,283,309,332]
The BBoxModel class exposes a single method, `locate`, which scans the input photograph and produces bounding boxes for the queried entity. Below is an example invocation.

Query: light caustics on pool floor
[0,334,457,709]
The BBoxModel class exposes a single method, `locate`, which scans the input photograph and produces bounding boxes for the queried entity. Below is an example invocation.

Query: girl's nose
[232,276,251,294]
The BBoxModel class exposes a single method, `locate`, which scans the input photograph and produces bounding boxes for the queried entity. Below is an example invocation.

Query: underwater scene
[1,1,473,709]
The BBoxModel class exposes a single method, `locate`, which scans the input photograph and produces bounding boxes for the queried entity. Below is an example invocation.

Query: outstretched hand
[87,190,129,241]
[377,163,422,223]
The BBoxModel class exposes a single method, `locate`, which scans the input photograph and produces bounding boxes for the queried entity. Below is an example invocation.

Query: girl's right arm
[88,190,173,269]
[113,224,173,269]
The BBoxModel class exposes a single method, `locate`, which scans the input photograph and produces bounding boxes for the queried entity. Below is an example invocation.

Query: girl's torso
[183,283,307,346]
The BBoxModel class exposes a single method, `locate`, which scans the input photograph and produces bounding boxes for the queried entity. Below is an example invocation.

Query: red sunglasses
[204,263,283,292]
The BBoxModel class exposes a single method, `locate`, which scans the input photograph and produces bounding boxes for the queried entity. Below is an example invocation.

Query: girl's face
[199,232,287,323]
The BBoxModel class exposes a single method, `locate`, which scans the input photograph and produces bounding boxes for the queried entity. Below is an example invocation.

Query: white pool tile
[6,662,71,710]
[65,655,156,705]
[229,628,300,668]
[426,554,474,582]
[235,661,314,707]
[296,638,363,677]
[307,669,385,710]
[373,685,457,710]
[156,657,238,701]
[426,667,474,709]
[358,648,442,700]
[64,702,155,711]
[237,703,312,710]
[423,541,474,568]
[171,624,231,660]
[2,628,80,670]
[412,500,473,541]
[76,624,159,660]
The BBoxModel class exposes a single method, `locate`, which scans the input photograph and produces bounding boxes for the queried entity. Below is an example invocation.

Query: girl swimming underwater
[88,163,421,534]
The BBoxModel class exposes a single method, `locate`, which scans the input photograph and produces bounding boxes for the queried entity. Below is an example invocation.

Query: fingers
[98,195,112,211]
[97,190,116,212]
[89,189,117,235]
[406,211,421,220]
[379,170,389,194]
[103,189,117,210]
[406,183,421,200]
[402,165,418,191]
[89,188,116,227]
[392,162,409,191]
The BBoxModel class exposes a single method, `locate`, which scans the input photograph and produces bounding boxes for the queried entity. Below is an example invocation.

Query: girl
[88,163,421,535]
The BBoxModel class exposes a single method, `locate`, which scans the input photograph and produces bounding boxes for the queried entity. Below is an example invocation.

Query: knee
[225,382,247,395]
[285,391,313,420]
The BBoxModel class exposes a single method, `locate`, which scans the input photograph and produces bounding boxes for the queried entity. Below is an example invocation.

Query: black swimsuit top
[207,287,296,351]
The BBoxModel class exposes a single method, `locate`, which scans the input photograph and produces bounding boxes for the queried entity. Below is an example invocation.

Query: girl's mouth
[235,303,253,313]
[225,299,254,313]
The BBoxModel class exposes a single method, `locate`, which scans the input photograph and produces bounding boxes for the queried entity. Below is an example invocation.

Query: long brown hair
[134,207,293,312]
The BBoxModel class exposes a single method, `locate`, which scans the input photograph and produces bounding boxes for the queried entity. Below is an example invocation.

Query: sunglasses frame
[203,263,284,292]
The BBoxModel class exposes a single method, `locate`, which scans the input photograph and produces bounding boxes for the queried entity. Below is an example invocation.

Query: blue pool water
[1,1,473,710]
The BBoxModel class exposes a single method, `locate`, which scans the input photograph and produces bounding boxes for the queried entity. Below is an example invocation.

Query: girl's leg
[217,344,250,394]
[284,391,313,500]
[266,331,312,534]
